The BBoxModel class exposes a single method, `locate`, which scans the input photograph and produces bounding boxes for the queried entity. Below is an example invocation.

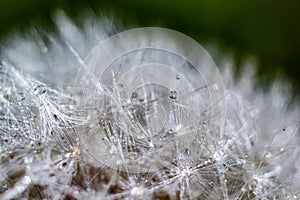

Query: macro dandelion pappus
[0,11,299,200]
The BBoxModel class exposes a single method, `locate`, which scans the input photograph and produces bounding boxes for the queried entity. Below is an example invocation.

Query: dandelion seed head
[0,10,299,199]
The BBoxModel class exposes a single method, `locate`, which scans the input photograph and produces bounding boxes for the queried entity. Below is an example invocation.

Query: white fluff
[0,11,299,199]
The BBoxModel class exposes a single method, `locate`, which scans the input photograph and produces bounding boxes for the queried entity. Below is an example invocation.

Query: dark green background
[0,0,299,94]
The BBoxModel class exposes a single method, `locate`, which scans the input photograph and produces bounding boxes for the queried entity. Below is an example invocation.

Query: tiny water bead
[131,91,138,99]
[169,90,178,100]
[33,84,46,95]
[15,92,26,102]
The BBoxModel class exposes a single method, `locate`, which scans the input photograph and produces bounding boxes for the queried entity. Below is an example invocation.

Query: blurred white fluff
[0,11,299,199]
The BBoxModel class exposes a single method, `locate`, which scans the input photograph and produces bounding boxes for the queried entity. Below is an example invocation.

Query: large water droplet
[169,90,177,100]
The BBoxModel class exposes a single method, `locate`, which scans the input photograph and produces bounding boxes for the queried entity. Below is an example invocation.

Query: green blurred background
[0,0,299,93]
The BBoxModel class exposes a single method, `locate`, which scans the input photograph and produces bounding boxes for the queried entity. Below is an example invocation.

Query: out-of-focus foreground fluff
[0,12,299,200]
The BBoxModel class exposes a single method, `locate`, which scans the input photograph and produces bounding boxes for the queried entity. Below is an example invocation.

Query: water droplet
[212,83,219,90]
[169,90,177,99]
[53,114,59,121]
[131,119,137,125]
[184,148,191,155]
[16,92,26,101]
[129,152,138,160]
[166,129,176,136]
[34,84,46,95]
[129,107,137,114]
[170,168,177,175]
[23,176,31,184]
[131,92,138,99]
